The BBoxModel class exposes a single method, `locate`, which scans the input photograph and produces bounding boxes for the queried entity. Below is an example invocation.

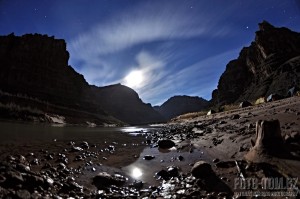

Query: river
[0,121,154,143]
[0,121,206,188]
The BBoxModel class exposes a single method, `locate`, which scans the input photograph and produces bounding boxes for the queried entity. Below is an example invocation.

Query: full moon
[124,70,144,88]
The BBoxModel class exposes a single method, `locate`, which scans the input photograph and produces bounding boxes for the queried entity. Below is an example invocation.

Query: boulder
[239,101,252,108]
[92,172,126,188]
[191,161,213,178]
[143,155,155,160]
[158,140,175,149]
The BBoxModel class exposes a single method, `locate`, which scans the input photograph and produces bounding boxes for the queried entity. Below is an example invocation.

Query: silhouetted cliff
[155,95,209,120]
[0,33,164,125]
[212,21,300,105]
[91,84,165,125]
[0,33,89,107]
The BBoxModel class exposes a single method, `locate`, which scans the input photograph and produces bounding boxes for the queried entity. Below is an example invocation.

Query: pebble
[143,155,155,160]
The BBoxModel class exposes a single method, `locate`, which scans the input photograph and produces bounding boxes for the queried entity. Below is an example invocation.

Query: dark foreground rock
[158,139,175,149]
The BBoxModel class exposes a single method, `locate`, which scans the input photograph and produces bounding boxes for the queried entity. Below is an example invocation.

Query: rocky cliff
[91,84,165,125]
[155,95,209,120]
[212,21,300,105]
[0,33,164,125]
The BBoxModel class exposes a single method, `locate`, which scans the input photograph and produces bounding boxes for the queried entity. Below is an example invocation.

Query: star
[246,26,249,29]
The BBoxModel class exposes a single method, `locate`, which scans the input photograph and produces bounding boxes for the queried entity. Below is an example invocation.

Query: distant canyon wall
[212,21,300,105]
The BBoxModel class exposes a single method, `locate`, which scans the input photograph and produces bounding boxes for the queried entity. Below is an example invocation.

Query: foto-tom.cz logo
[234,177,299,197]
[234,177,298,190]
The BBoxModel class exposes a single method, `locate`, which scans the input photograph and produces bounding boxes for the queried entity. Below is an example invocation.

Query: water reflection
[158,146,177,153]
[120,127,148,133]
[123,146,210,186]
[131,167,143,178]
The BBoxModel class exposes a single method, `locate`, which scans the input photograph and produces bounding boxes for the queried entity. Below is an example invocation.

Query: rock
[158,140,175,149]
[212,158,220,163]
[71,146,83,152]
[239,146,246,152]
[143,155,155,160]
[58,163,66,170]
[216,161,236,168]
[80,141,89,149]
[155,170,170,180]
[92,172,126,188]
[46,177,54,187]
[5,171,24,185]
[16,189,31,199]
[231,114,240,120]
[45,154,54,160]
[17,155,26,163]
[178,155,184,161]
[30,158,39,165]
[0,174,6,183]
[16,164,31,172]
[191,161,214,178]
[107,145,115,151]
[245,120,289,161]
[25,174,44,187]
[239,101,252,108]
[291,131,300,140]
[131,180,143,189]
[167,166,179,177]
[6,155,16,161]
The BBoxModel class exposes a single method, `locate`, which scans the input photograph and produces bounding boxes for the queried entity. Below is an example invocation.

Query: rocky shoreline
[0,97,300,198]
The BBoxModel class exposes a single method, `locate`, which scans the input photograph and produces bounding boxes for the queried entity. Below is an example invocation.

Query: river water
[0,121,207,187]
[0,121,153,143]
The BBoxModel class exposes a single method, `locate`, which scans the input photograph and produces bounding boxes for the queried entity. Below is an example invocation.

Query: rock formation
[0,33,164,125]
[212,21,300,105]
[155,95,209,120]
[245,120,290,161]
[91,84,165,125]
[0,33,89,107]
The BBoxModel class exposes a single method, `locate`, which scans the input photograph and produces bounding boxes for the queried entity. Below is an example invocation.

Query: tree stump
[245,120,289,161]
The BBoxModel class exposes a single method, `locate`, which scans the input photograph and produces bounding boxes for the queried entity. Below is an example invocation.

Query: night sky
[0,0,299,105]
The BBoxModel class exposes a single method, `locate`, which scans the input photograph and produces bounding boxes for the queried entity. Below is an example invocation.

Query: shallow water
[122,146,209,186]
[0,121,154,143]
[0,121,209,187]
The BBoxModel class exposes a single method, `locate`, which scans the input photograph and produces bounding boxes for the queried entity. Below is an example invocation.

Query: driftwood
[245,120,289,162]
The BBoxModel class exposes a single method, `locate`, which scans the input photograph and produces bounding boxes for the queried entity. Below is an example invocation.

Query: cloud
[68,0,234,84]
[138,48,240,105]
[122,50,167,90]
[69,1,228,56]
[66,1,241,104]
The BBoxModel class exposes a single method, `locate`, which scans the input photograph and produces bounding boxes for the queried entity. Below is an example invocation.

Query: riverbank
[0,96,299,198]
